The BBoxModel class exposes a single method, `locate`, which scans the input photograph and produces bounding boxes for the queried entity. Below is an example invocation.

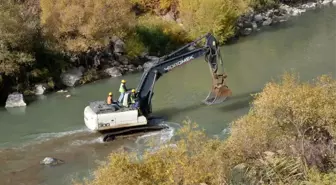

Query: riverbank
[1,0,336,107]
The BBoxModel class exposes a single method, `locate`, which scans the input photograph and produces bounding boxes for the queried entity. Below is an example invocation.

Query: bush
[40,0,136,52]
[0,0,37,76]
[132,15,190,56]
[130,0,178,14]
[178,0,249,43]
[75,72,336,185]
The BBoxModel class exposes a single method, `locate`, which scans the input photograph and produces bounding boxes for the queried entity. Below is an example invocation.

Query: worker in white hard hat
[118,79,128,103]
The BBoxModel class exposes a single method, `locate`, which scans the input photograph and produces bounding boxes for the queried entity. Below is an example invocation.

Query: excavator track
[101,122,169,142]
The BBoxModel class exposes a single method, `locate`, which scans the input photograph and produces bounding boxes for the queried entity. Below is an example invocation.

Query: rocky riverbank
[4,0,336,108]
[236,0,336,36]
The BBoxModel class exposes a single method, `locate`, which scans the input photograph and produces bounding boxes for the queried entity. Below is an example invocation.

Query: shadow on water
[154,91,259,120]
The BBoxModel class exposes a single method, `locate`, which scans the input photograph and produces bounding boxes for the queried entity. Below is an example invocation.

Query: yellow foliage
[130,0,176,12]
[40,0,136,52]
[178,0,249,43]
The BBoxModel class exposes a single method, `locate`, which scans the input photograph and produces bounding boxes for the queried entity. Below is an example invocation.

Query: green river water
[0,6,335,185]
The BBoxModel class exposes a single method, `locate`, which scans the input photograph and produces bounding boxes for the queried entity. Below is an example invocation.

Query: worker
[106,92,113,105]
[130,89,140,109]
[118,79,128,103]
[130,89,136,104]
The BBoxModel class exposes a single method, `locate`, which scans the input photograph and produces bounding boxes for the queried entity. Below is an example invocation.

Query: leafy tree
[40,0,136,52]
[178,0,249,43]
[0,0,37,76]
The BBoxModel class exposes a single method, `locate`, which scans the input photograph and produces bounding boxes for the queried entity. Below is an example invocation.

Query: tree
[178,0,248,43]
[0,0,37,76]
[40,0,136,52]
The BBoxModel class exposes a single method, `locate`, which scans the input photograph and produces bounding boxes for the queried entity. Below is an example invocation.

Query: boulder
[321,0,332,5]
[262,18,272,26]
[117,55,129,65]
[143,61,157,71]
[35,84,46,95]
[254,14,263,22]
[162,11,175,22]
[252,21,258,30]
[301,2,318,9]
[240,28,253,36]
[60,67,84,87]
[112,36,125,54]
[5,92,26,108]
[230,163,249,184]
[104,67,122,77]
[40,157,64,166]
[136,65,144,71]
[143,56,160,71]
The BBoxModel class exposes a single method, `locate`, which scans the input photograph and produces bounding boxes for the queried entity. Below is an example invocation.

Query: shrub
[130,0,178,14]
[178,0,249,44]
[133,15,190,56]
[40,0,136,52]
[0,0,37,76]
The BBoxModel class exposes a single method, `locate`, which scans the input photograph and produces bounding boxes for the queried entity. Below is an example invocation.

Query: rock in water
[35,84,46,95]
[104,67,122,77]
[60,67,84,87]
[40,157,64,166]
[5,92,26,108]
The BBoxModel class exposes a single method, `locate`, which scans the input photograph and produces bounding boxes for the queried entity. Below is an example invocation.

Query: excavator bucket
[203,73,232,105]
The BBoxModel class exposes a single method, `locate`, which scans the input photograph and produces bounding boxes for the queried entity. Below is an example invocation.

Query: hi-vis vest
[130,94,136,103]
[119,83,126,93]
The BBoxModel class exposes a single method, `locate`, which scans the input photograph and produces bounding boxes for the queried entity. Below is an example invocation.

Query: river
[0,6,335,185]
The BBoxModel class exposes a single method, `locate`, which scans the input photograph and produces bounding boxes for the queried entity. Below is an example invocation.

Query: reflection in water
[6,107,26,116]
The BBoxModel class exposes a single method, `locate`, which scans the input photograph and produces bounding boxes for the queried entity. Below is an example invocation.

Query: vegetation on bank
[0,0,317,103]
[75,73,336,185]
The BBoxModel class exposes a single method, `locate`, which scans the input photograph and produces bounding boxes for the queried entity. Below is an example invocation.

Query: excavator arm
[135,33,231,117]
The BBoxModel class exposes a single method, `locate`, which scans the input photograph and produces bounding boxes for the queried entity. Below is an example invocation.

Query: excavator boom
[136,33,232,117]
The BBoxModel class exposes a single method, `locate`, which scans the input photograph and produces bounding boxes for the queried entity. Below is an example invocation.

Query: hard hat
[108,92,112,96]
[132,89,136,93]
[121,79,126,83]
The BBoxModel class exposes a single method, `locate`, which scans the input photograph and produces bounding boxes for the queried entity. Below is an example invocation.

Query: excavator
[84,32,232,141]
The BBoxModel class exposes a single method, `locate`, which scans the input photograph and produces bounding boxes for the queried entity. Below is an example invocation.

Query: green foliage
[40,0,136,52]
[76,73,336,185]
[133,15,190,56]
[249,0,279,11]
[79,68,99,85]
[0,0,37,76]
[124,34,147,58]
[304,168,336,185]
[178,0,248,43]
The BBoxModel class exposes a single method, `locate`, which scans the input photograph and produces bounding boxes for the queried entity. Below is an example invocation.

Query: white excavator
[84,32,232,141]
